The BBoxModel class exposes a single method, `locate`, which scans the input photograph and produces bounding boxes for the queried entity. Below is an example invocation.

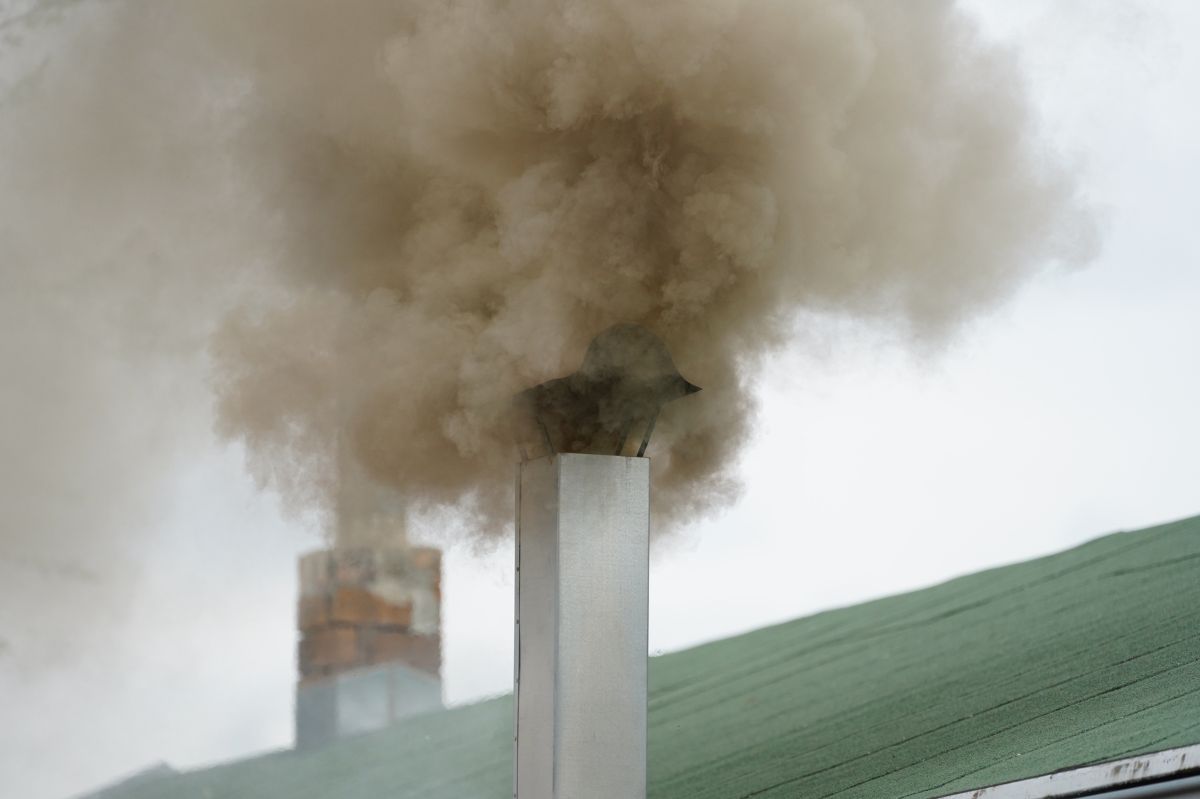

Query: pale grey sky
[2,3,1198,798]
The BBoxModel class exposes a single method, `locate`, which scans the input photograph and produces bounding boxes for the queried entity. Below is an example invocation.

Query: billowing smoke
[201,0,1095,538]
[2,0,1095,557]
[0,0,253,670]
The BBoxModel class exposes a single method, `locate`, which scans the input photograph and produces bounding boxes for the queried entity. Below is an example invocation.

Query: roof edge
[935,744,1200,799]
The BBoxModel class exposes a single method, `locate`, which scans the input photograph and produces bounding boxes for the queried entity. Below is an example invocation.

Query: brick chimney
[295,545,443,749]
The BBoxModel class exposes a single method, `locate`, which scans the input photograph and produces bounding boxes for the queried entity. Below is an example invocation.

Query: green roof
[99,514,1200,799]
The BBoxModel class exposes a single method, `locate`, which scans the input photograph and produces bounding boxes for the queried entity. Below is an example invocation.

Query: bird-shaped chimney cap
[514,324,700,460]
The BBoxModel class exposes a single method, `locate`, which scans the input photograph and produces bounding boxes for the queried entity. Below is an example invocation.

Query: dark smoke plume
[2,0,1095,556]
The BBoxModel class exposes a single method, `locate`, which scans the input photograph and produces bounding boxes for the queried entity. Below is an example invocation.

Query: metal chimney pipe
[514,453,649,799]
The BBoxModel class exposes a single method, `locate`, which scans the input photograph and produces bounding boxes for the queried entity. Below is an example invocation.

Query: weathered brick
[294,547,444,690]
[377,600,413,628]
[300,626,360,670]
[297,595,330,631]
[329,586,377,624]
[330,586,412,627]
[367,631,441,676]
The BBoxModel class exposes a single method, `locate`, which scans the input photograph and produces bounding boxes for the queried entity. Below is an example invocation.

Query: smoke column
[2,0,1095,555]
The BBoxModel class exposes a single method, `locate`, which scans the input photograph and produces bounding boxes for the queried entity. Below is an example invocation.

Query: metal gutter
[935,744,1200,799]
[1090,774,1200,798]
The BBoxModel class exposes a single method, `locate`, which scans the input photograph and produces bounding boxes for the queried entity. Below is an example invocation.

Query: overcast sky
[2,2,1198,798]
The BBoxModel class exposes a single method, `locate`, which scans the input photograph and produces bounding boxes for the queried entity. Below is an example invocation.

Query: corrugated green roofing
[100,514,1200,799]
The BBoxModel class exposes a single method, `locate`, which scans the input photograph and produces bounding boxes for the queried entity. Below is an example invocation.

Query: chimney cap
[515,324,700,459]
